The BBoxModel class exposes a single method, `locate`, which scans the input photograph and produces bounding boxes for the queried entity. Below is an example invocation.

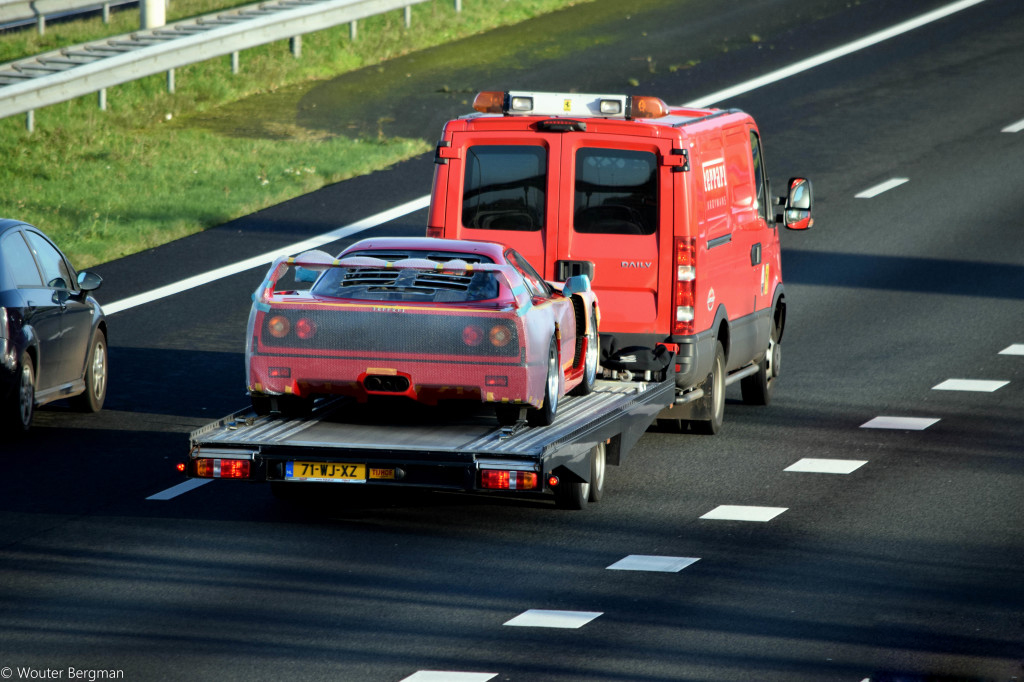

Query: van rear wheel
[691,341,725,435]
[741,319,779,406]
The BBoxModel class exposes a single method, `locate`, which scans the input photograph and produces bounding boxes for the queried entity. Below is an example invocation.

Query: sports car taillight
[267,315,290,338]
[462,324,485,347]
[672,237,696,335]
[489,323,513,347]
[295,317,317,340]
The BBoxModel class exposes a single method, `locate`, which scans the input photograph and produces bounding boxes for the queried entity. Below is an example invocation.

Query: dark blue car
[0,219,108,432]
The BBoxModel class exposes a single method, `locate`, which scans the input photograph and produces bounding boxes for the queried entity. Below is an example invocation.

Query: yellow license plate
[286,461,366,483]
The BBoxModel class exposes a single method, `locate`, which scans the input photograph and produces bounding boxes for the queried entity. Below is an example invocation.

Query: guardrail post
[404,5,410,28]
[102,2,110,23]
[231,51,239,74]
[349,20,356,41]
[290,35,301,58]
[26,110,35,133]
[36,14,45,35]
[141,0,165,29]
[454,0,461,12]
[98,88,107,111]
[167,68,175,93]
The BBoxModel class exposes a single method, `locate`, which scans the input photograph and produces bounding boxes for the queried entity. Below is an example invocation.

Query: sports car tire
[570,308,599,396]
[528,337,560,427]
[70,330,107,413]
[7,352,35,433]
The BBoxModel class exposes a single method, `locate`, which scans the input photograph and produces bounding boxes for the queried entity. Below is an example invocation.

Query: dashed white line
[1001,118,1024,133]
[855,177,909,198]
[700,505,788,522]
[401,673,497,682]
[932,378,1009,392]
[998,344,1024,356]
[504,610,602,629]
[607,555,700,572]
[785,458,867,474]
[146,478,211,500]
[860,416,940,430]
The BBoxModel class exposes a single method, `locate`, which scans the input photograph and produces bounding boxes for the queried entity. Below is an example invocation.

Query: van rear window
[462,145,545,232]
[574,148,657,235]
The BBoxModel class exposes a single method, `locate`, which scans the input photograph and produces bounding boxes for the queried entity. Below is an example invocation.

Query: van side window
[462,145,546,232]
[573,148,657,235]
[750,132,768,221]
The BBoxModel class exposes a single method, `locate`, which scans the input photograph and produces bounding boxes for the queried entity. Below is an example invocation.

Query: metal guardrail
[0,0,447,130]
[0,0,132,33]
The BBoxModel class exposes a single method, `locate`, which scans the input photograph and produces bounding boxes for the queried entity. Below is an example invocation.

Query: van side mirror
[777,177,814,230]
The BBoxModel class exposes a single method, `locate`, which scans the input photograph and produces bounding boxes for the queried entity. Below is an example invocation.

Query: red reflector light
[195,458,251,479]
[481,469,538,490]
[426,226,443,239]
[269,367,291,378]
[176,463,186,473]
[485,376,508,387]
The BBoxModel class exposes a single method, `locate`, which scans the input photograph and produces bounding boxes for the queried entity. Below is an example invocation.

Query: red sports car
[246,237,600,426]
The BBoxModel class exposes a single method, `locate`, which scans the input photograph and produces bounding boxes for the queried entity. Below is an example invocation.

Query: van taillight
[673,237,696,335]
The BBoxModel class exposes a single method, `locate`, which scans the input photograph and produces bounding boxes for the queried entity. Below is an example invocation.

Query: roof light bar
[473,91,670,120]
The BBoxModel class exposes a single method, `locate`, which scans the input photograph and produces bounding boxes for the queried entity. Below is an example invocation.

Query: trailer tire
[556,443,605,509]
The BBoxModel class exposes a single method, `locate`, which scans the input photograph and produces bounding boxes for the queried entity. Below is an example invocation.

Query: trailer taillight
[195,458,251,479]
[481,470,538,490]
[673,238,696,335]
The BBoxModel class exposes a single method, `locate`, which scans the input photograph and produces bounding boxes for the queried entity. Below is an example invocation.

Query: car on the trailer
[246,237,600,426]
[0,219,108,432]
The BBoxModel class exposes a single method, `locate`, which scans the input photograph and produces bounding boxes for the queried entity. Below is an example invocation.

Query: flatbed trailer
[186,376,675,509]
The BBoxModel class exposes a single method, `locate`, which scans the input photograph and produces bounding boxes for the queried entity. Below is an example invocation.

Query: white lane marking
[1002,118,1024,133]
[607,555,700,572]
[503,610,602,629]
[860,416,940,430]
[785,458,867,474]
[685,0,989,107]
[401,673,498,682]
[855,178,909,198]
[700,505,788,522]
[998,344,1024,356]
[933,378,1009,392]
[103,195,431,315]
[146,478,211,500]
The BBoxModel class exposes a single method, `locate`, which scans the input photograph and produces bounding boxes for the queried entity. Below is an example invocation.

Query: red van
[427,91,813,433]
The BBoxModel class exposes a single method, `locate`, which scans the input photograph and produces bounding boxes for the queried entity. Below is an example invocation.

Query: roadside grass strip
[700,505,787,522]
[860,416,940,430]
[606,555,700,572]
[932,379,1009,392]
[401,673,497,682]
[998,344,1024,355]
[503,610,602,629]
[785,459,867,475]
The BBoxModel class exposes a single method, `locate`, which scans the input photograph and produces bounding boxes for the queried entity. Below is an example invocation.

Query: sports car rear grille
[260,309,520,357]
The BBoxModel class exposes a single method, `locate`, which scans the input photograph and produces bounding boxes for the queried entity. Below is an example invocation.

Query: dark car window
[573,148,658,235]
[25,231,74,290]
[1,231,45,287]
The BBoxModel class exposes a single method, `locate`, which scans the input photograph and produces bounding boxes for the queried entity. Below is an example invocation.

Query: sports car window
[573,148,657,235]
[462,145,546,232]
[25,231,74,290]
[2,232,44,287]
[505,249,551,299]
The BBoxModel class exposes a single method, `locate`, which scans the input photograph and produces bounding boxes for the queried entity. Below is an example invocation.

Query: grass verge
[0,0,589,268]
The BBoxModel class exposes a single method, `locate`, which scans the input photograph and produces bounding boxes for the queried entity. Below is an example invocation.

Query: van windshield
[462,145,546,232]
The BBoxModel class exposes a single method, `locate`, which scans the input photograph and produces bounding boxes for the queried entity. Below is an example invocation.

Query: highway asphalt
[3,0,1022,680]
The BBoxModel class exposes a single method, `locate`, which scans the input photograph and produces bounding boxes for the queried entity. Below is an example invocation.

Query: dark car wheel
[7,352,35,433]
[528,337,560,427]
[71,330,108,413]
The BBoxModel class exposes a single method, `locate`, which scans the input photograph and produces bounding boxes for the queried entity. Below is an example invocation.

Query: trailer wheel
[691,341,725,435]
[556,442,605,509]
[528,337,559,427]
[741,318,779,406]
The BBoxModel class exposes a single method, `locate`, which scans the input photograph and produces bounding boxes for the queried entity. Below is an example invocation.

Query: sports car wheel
[691,340,725,435]
[7,352,35,433]
[70,330,107,413]
[570,308,599,396]
[528,337,559,427]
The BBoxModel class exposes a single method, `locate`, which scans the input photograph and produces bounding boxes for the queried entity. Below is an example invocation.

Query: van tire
[741,319,779,406]
[691,341,725,435]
